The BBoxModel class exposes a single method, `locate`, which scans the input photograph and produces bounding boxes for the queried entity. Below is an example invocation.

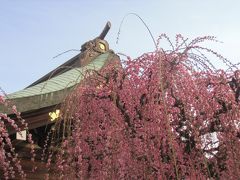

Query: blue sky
[0,0,240,93]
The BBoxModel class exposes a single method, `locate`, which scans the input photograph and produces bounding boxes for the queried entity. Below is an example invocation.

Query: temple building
[0,22,120,179]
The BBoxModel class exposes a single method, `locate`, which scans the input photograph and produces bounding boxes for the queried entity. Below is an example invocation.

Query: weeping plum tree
[50,34,240,179]
[1,34,239,179]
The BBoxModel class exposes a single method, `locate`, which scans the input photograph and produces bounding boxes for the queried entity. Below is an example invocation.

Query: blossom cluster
[51,35,240,179]
[0,95,35,179]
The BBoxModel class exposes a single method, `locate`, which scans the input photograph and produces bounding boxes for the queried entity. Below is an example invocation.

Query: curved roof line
[1,52,112,113]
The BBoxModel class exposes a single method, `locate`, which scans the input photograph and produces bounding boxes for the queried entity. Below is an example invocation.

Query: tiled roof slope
[0,52,112,113]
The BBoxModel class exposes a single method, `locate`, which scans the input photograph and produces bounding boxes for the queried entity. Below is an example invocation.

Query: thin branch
[116,13,157,49]
[52,49,80,59]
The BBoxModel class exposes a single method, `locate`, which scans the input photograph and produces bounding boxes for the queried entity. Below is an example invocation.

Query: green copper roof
[0,52,113,113]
